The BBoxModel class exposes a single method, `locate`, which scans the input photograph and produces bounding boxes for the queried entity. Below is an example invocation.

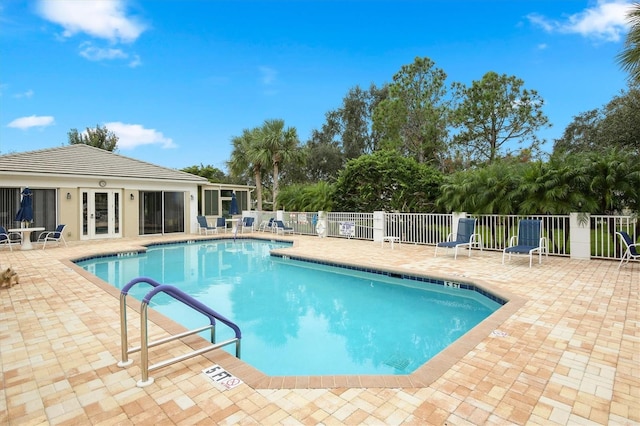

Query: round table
[8,227,45,250]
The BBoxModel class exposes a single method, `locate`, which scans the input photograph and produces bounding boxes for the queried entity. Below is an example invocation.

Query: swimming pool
[75,238,503,376]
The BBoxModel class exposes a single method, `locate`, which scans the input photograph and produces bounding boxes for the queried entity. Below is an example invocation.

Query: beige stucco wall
[1,175,200,241]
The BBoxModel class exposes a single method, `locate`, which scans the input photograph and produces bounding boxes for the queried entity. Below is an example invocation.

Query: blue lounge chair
[435,218,482,259]
[502,219,547,267]
[240,217,255,233]
[259,217,274,232]
[274,220,294,235]
[216,217,227,233]
[197,216,217,235]
[616,231,639,268]
[37,224,67,249]
[0,226,21,251]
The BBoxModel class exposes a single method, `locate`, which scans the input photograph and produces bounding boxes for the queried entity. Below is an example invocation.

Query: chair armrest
[2,232,22,241]
[508,235,518,246]
[37,231,52,240]
[539,237,548,249]
[446,232,454,242]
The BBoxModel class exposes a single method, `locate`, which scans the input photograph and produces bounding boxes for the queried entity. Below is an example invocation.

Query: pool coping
[65,235,526,390]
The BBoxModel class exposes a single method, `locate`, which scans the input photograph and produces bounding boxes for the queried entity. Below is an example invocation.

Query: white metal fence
[255,210,637,262]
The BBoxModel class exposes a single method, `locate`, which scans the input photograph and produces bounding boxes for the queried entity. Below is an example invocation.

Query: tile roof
[0,144,208,183]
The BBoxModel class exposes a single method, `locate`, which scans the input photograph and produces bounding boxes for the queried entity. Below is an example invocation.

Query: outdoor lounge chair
[435,218,482,259]
[274,220,294,235]
[502,219,547,267]
[616,231,639,268]
[216,217,227,233]
[259,217,274,232]
[0,226,21,251]
[240,217,255,233]
[197,216,217,235]
[37,224,67,249]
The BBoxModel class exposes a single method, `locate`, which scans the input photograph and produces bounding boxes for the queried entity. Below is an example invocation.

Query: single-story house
[0,144,254,242]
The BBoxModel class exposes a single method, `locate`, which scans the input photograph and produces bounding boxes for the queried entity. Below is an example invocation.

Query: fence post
[570,212,591,260]
[373,211,384,243]
[316,211,328,238]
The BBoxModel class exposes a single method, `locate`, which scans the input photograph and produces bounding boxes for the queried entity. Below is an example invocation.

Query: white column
[316,211,328,238]
[570,212,591,260]
[451,212,466,235]
[373,211,384,243]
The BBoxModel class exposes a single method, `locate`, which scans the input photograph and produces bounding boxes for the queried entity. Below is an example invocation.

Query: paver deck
[0,233,638,425]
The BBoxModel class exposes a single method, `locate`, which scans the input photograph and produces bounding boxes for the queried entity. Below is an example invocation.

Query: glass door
[81,189,121,239]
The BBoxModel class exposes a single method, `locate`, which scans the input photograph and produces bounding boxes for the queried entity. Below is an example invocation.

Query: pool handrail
[142,284,242,339]
[117,277,242,387]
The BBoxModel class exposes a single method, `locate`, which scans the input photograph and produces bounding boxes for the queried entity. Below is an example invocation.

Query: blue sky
[0,0,633,171]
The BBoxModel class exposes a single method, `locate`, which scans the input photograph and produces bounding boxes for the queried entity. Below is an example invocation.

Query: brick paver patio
[1,233,638,425]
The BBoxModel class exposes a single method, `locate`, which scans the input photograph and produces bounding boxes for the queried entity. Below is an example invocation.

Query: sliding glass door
[139,191,185,235]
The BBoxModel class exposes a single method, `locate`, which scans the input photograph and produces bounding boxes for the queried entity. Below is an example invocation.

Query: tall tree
[68,124,118,151]
[598,85,640,154]
[333,151,443,212]
[260,119,301,210]
[227,128,268,210]
[181,164,231,183]
[552,109,602,155]
[300,134,343,182]
[451,71,550,164]
[553,85,640,155]
[373,57,450,166]
[617,2,640,84]
[329,83,388,159]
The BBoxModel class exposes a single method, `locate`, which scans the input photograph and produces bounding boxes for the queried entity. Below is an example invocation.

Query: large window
[139,191,185,235]
[163,192,184,233]
[203,190,219,216]
[0,188,56,240]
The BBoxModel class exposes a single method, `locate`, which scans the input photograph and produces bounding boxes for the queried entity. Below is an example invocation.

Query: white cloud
[259,66,278,85]
[7,115,55,129]
[37,0,146,43]
[14,89,34,99]
[259,66,278,95]
[128,54,142,68]
[528,0,633,42]
[105,122,176,149]
[79,42,127,61]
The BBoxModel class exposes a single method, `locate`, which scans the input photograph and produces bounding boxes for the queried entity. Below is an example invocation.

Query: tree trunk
[254,168,263,211]
[272,162,279,211]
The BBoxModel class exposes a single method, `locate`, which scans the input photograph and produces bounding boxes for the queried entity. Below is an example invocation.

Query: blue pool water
[76,239,502,376]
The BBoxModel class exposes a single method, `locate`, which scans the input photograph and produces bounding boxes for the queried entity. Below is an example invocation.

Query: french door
[82,189,121,239]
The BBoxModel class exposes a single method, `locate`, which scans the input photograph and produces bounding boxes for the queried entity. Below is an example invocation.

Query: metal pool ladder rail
[117,277,242,387]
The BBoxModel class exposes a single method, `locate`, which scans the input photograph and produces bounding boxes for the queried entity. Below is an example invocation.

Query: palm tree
[586,148,640,214]
[617,2,640,83]
[260,119,301,210]
[227,128,269,211]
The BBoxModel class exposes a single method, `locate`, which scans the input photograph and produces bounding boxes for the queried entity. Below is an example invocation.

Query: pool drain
[384,354,410,371]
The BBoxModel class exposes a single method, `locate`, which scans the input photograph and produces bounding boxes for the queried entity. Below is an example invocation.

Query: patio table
[8,227,45,250]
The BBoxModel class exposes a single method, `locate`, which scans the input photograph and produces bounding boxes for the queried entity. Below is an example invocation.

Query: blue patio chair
[37,224,67,249]
[435,218,482,259]
[502,219,547,267]
[196,216,217,235]
[274,220,294,235]
[240,217,255,233]
[0,226,21,251]
[216,217,227,233]
[616,231,639,269]
[259,217,274,232]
